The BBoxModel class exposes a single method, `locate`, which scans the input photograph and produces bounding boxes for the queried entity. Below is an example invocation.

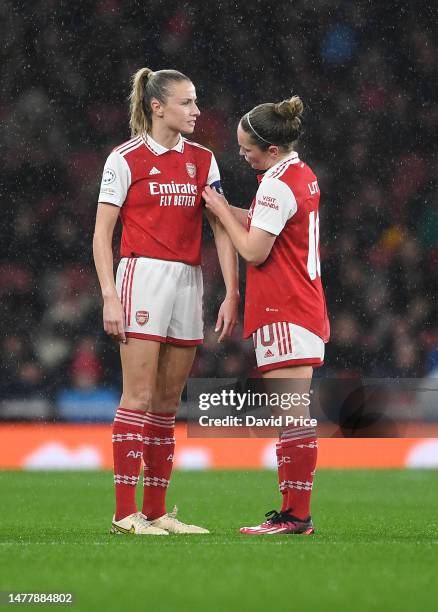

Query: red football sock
[142,412,176,520]
[276,442,289,512]
[280,425,318,520]
[112,407,146,521]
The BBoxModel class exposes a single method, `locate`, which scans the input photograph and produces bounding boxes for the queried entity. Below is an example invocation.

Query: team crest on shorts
[186,163,197,178]
[135,310,149,326]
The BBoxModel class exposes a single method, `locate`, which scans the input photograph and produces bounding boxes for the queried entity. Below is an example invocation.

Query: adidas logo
[264,349,274,358]
[149,166,161,175]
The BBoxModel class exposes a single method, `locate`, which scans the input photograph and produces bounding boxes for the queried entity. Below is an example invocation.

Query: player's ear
[268,145,280,157]
[150,98,163,117]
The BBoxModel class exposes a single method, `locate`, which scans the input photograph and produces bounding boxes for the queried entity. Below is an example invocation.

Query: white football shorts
[115,257,203,345]
[253,322,325,372]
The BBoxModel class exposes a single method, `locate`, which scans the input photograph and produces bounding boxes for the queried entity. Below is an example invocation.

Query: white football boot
[110,512,168,535]
[150,506,209,534]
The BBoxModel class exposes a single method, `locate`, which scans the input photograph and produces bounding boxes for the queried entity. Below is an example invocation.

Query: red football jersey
[244,151,330,342]
[98,133,221,265]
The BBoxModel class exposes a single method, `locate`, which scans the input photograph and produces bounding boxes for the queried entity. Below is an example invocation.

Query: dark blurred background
[1,0,437,420]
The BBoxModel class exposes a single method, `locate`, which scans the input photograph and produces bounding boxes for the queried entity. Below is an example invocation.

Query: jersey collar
[263,151,300,179]
[143,132,185,156]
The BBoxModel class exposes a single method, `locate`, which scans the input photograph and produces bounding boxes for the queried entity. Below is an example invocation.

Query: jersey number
[253,324,275,350]
[307,212,321,280]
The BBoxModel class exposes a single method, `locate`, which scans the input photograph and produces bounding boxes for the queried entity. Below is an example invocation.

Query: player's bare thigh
[119,340,196,414]
[119,338,161,412]
[153,344,197,414]
[263,365,313,381]
[262,365,313,420]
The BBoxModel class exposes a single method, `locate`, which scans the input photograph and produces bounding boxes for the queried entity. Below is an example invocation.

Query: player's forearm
[212,221,239,297]
[92,232,118,300]
[216,207,262,265]
[229,206,248,226]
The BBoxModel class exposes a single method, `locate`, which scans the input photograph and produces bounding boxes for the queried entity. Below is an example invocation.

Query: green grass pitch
[1,469,437,611]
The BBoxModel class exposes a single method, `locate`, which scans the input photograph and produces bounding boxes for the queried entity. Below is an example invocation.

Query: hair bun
[274,95,304,120]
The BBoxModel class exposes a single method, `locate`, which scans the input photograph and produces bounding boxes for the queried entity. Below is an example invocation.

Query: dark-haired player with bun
[93,68,239,535]
[203,96,329,535]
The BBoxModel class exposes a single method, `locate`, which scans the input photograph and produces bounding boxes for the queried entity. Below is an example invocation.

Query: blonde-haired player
[94,68,238,535]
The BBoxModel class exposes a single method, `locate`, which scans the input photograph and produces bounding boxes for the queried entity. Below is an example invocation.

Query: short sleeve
[98,151,131,207]
[250,177,297,236]
[207,154,221,186]
[206,153,223,195]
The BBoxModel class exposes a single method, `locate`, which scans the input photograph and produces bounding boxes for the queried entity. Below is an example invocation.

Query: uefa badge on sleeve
[135,310,149,326]
[103,168,116,184]
[186,163,197,178]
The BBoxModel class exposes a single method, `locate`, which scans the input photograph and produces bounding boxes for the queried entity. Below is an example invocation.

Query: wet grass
[1,469,437,611]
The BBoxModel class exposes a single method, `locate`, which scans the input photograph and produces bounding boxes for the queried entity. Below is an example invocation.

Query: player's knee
[156,388,181,411]
[122,388,154,412]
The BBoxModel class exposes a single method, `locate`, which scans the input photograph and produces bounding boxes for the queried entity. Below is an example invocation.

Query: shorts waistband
[122,255,200,269]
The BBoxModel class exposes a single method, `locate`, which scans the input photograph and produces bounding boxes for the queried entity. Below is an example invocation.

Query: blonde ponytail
[129,67,154,137]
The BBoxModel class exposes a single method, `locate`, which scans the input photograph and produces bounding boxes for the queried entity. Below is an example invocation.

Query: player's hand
[103,295,126,343]
[215,294,239,342]
[202,185,229,219]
